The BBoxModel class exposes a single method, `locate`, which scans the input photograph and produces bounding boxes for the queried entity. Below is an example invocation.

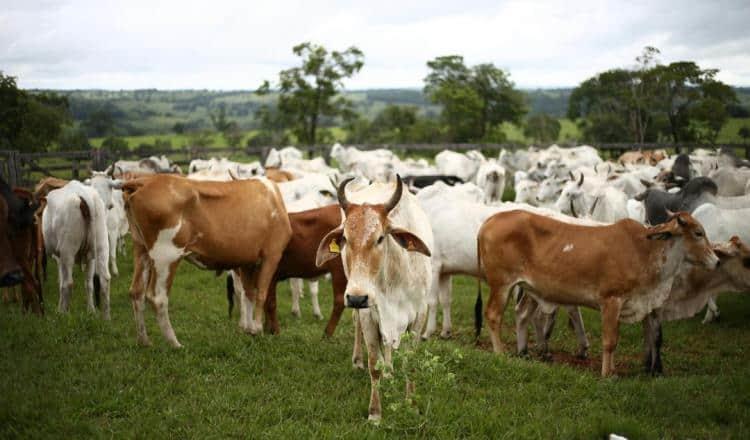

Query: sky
[2,0,750,90]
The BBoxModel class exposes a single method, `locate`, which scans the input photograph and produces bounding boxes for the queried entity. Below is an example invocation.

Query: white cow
[316,177,433,421]
[709,167,750,196]
[86,172,126,276]
[554,177,629,223]
[475,160,506,205]
[691,204,750,323]
[435,150,485,182]
[42,181,111,319]
[265,146,304,168]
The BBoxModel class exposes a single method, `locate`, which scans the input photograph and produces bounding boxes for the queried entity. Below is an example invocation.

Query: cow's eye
[377,235,385,245]
[695,231,704,238]
[108,204,114,210]
[339,236,346,247]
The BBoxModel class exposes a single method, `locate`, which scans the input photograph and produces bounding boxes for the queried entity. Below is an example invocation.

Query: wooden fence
[1,142,748,188]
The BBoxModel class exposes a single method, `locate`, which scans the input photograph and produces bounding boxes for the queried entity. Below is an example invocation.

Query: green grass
[1,240,749,438]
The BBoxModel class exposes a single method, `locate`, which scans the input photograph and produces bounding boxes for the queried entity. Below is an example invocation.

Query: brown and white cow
[316,176,433,421]
[122,174,291,347]
[228,204,348,337]
[477,210,718,376]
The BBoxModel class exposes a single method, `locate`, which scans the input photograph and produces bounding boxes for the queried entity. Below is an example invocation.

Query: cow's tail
[78,196,100,308]
[474,236,483,340]
[226,274,235,318]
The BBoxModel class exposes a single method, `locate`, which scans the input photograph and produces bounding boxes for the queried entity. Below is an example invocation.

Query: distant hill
[39,87,749,138]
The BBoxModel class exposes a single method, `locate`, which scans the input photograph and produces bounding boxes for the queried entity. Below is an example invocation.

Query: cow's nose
[346,294,369,309]
[0,270,24,287]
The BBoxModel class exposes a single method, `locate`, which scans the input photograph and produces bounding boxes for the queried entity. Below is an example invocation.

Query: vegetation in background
[423,55,527,142]
[524,113,562,144]
[256,42,364,145]
[568,47,739,144]
[0,72,72,152]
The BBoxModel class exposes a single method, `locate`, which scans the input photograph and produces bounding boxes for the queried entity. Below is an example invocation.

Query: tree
[172,122,186,134]
[738,125,750,143]
[58,127,91,151]
[101,136,129,157]
[256,42,364,145]
[82,107,115,137]
[524,113,561,143]
[424,56,526,142]
[0,72,71,151]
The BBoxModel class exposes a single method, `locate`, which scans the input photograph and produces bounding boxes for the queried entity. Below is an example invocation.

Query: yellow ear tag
[329,240,340,253]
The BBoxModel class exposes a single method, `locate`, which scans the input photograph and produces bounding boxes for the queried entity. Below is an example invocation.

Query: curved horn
[578,173,584,187]
[568,171,575,181]
[337,177,355,212]
[384,174,403,214]
[569,198,578,218]
[589,196,600,216]
[106,160,117,177]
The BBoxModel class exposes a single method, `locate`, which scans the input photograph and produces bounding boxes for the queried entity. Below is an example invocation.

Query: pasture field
[1,241,750,438]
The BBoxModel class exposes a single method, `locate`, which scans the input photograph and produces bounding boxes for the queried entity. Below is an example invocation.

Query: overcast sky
[2,0,749,90]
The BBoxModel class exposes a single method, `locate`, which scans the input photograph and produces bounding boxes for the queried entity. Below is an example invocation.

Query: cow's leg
[702,295,720,324]
[359,310,384,422]
[324,269,346,337]
[309,280,322,320]
[95,253,111,321]
[237,268,258,334]
[109,234,119,277]
[129,243,151,346]
[439,274,453,339]
[485,279,513,353]
[642,312,663,375]
[566,306,590,359]
[422,269,441,340]
[515,292,538,357]
[56,255,74,313]
[290,278,303,317]
[600,297,623,377]
[146,260,181,348]
[83,259,97,313]
[264,279,280,335]
[352,310,365,369]
[252,252,283,335]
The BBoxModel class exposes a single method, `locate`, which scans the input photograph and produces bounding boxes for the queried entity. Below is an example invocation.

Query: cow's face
[713,237,750,288]
[316,178,431,310]
[536,178,564,203]
[646,211,719,270]
[555,176,586,218]
[89,173,119,210]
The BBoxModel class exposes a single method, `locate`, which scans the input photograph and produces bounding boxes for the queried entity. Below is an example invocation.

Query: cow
[435,150,485,182]
[315,176,433,421]
[554,175,629,223]
[709,167,750,196]
[402,175,463,190]
[1,179,43,314]
[475,160,507,205]
[618,149,667,167]
[640,237,750,374]
[227,204,348,337]
[416,183,590,358]
[635,177,718,225]
[42,181,111,319]
[86,172,127,276]
[122,175,292,347]
[690,203,750,323]
[477,210,718,376]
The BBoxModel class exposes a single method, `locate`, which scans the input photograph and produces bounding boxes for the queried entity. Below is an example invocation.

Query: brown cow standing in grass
[477,210,718,376]
[1,180,43,314]
[227,204,347,337]
[122,175,291,347]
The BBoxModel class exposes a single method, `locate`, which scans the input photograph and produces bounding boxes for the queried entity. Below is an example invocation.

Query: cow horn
[568,171,575,181]
[569,199,578,218]
[337,177,355,212]
[106,160,117,177]
[384,174,403,214]
[578,173,584,187]
[589,196,600,216]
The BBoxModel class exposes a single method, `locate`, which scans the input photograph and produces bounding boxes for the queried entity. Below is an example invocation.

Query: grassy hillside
[1,239,749,438]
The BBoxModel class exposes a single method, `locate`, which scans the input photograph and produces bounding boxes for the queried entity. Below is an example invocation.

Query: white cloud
[1,0,749,89]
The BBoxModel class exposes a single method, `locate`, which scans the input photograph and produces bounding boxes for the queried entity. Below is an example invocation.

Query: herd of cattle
[2,143,750,421]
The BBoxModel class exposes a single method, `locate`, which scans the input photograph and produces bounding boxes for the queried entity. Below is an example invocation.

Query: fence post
[7,151,20,187]
[72,159,79,180]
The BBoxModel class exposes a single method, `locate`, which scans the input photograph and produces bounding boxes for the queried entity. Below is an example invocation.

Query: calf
[122,175,291,347]
[228,204,347,337]
[42,181,111,318]
[316,176,433,421]
[477,210,718,376]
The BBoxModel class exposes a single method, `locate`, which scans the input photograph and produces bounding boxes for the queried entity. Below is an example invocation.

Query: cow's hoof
[517,349,530,359]
[440,330,452,339]
[576,349,589,360]
[352,360,365,370]
[136,338,152,347]
[291,310,301,318]
[313,313,323,320]
[168,340,183,349]
[368,414,382,423]
[541,351,553,362]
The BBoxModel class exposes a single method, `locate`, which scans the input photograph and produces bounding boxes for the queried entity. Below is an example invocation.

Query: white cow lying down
[42,181,111,319]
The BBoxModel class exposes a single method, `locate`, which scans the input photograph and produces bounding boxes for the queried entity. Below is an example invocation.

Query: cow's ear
[647,231,672,240]
[316,226,344,267]
[388,227,431,257]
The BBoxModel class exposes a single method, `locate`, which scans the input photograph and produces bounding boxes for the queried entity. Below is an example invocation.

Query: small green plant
[377,333,461,431]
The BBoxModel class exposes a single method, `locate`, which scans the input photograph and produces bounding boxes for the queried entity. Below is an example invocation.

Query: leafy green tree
[424,56,526,142]
[58,127,91,151]
[101,136,129,157]
[82,107,115,137]
[210,104,234,133]
[172,122,186,134]
[256,42,364,145]
[738,125,750,143]
[0,72,71,151]
[524,113,561,143]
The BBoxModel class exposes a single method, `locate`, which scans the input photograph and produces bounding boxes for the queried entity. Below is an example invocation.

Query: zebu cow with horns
[316,175,433,421]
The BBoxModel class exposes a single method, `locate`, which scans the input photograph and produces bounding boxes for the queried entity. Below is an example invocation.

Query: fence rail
[1,142,748,189]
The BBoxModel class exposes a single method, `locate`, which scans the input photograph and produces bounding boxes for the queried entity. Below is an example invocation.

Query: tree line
[2,44,749,153]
